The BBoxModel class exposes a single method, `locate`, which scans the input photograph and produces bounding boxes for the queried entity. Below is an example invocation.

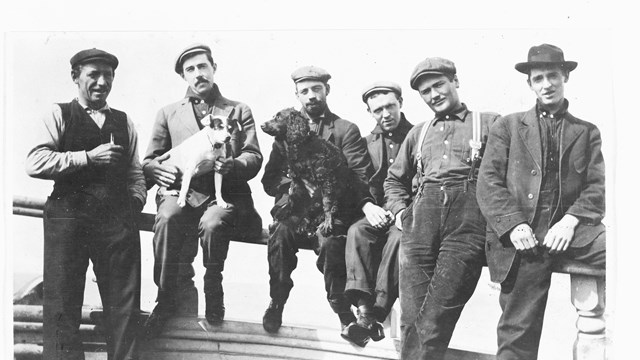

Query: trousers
[43,194,141,360]
[400,182,486,360]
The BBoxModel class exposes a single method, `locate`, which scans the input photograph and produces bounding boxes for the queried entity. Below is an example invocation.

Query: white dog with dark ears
[162,109,237,208]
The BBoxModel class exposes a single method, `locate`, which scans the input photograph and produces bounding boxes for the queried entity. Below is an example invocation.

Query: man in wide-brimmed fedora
[477,43,606,359]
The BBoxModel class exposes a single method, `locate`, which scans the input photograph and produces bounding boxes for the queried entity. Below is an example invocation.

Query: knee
[199,216,230,237]
[155,208,180,229]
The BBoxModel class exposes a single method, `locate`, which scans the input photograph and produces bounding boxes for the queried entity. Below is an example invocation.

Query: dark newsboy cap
[70,48,119,70]
[175,43,212,74]
[361,81,402,103]
[409,57,456,90]
[515,43,577,74]
[291,65,331,83]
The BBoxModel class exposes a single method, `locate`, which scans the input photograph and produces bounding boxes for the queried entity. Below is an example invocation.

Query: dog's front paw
[217,199,229,209]
[177,196,187,208]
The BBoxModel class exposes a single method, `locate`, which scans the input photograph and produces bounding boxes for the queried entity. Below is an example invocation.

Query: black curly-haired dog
[261,107,349,236]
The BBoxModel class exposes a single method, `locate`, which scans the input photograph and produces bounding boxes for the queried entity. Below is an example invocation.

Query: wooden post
[570,274,606,360]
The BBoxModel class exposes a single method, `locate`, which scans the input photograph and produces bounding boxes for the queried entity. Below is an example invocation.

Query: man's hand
[509,223,538,253]
[143,152,180,188]
[362,202,394,230]
[214,157,235,176]
[87,143,124,167]
[543,214,579,254]
[301,179,320,198]
[395,209,405,231]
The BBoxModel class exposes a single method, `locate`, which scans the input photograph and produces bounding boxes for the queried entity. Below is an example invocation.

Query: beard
[304,101,326,118]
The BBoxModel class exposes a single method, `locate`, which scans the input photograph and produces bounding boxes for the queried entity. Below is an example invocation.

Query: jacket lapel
[560,112,585,159]
[517,107,542,170]
[177,98,201,136]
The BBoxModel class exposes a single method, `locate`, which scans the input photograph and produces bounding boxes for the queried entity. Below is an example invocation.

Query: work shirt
[26,99,147,205]
[186,87,217,129]
[384,104,499,216]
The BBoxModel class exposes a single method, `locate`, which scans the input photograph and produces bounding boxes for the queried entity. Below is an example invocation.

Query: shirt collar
[432,103,468,124]
[77,98,111,113]
[301,106,328,123]
[536,99,569,119]
[371,113,411,138]
[185,83,220,105]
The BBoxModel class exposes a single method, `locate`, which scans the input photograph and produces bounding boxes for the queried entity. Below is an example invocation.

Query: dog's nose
[224,135,231,143]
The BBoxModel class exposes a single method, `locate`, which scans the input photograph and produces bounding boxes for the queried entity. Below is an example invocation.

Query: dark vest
[52,100,129,207]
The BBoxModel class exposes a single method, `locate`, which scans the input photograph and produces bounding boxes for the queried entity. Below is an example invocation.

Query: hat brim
[515,61,578,74]
[410,70,451,90]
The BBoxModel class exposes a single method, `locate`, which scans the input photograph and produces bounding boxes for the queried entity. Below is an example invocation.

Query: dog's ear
[285,110,310,144]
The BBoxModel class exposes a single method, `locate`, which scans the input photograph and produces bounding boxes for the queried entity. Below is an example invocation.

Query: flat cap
[361,81,402,103]
[291,65,331,83]
[70,48,119,70]
[409,57,456,90]
[175,43,212,74]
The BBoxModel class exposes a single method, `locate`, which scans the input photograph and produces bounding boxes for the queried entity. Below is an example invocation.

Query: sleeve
[25,104,89,180]
[341,123,375,208]
[384,125,421,216]
[477,116,529,238]
[228,104,263,181]
[125,115,147,206]
[261,141,290,197]
[564,125,606,223]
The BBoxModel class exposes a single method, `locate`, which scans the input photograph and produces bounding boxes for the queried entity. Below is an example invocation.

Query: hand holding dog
[87,143,123,167]
[144,152,180,188]
[214,157,234,175]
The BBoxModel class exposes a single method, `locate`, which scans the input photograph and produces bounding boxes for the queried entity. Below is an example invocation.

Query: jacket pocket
[574,156,587,174]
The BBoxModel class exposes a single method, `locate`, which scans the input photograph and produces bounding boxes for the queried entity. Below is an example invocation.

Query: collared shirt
[537,99,568,174]
[421,103,476,183]
[81,102,111,129]
[300,107,326,136]
[25,101,147,204]
[186,87,218,129]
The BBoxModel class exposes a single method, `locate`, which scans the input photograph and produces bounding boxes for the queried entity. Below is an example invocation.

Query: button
[445,115,450,119]
[202,110,207,114]
[528,194,534,199]
[443,155,448,159]
[388,132,393,137]
[195,99,200,104]
[389,159,394,163]
[389,144,394,148]
[440,126,444,131]
[531,170,537,176]
[421,329,426,335]
[444,140,449,145]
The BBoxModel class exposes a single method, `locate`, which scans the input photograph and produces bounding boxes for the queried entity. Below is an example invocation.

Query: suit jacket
[365,115,413,206]
[143,85,263,238]
[477,105,606,283]
[262,109,374,221]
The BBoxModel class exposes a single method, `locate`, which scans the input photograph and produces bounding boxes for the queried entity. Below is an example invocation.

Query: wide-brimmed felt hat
[515,44,577,74]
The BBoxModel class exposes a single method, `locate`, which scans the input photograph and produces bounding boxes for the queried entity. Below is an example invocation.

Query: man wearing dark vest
[342,81,413,347]
[141,44,263,336]
[26,48,145,360]
[384,57,500,359]
[477,44,606,359]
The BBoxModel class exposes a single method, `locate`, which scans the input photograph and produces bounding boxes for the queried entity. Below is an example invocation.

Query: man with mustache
[342,81,413,347]
[26,48,145,360]
[261,66,375,338]
[142,44,263,337]
[384,57,500,359]
[477,44,606,359]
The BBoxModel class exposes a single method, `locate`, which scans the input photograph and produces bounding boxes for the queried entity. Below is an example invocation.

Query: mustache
[195,77,210,86]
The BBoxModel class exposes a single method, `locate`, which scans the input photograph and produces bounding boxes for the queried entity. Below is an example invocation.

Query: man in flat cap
[384,57,500,359]
[261,65,375,336]
[341,81,413,347]
[477,44,606,359]
[26,48,145,359]
[142,44,262,335]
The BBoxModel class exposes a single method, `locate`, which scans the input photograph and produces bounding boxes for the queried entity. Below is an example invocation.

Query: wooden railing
[12,196,606,360]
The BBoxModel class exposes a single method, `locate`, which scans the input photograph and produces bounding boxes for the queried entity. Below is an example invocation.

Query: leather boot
[205,292,225,325]
[142,301,175,340]
[341,305,385,347]
[263,300,285,333]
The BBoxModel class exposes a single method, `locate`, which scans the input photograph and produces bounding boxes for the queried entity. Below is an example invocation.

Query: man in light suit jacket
[142,44,262,337]
[477,44,606,360]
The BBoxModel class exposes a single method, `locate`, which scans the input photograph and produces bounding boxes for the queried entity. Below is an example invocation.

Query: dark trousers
[345,216,400,318]
[152,195,236,308]
[43,195,141,360]
[267,220,350,313]
[497,226,606,360]
[400,182,486,360]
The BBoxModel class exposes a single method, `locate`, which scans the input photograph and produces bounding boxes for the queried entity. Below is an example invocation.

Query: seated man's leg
[374,225,400,321]
[199,203,237,324]
[567,224,606,269]
[343,217,386,346]
[175,232,199,315]
[263,220,299,333]
[144,195,199,337]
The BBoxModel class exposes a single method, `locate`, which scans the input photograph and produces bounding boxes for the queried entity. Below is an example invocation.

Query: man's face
[295,80,329,118]
[181,53,216,96]
[416,74,461,115]
[528,65,567,111]
[74,62,114,108]
[367,92,402,132]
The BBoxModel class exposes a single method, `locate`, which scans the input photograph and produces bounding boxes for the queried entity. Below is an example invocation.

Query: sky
[2,1,638,358]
